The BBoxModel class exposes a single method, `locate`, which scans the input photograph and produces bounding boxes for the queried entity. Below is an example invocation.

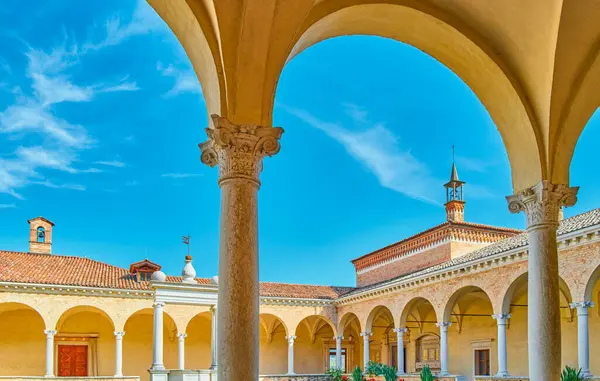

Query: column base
[438,371,450,377]
[581,370,593,379]
[151,364,166,371]
[495,371,510,377]
[114,374,124,378]
[396,371,407,377]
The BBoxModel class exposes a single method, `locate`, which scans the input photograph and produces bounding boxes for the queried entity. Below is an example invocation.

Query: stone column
[151,301,165,370]
[286,336,296,375]
[436,322,451,376]
[507,181,578,381]
[210,305,218,370]
[360,332,372,371]
[335,336,344,370]
[114,331,125,377]
[44,329,56,377]
[492,314,510,377]
[200,115,283,381]
[570,301,593,377]
[393,328,408,375]
[177,333,187,370]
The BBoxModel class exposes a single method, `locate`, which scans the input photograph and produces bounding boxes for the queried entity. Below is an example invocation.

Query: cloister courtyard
[2,1,600,381]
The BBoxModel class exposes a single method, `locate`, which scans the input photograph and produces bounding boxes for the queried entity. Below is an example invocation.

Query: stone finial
[182,255,197,284]
[151,270,167,282]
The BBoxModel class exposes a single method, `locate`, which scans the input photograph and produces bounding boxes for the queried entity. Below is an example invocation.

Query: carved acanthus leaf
[199,114,283,184]
[506,180,578,227]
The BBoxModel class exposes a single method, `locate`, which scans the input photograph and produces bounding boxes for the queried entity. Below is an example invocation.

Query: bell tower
[28,217,54,254]
[444,153,465,222]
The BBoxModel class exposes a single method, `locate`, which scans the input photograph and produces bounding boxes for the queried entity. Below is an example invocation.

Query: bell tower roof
[444,149,465,222]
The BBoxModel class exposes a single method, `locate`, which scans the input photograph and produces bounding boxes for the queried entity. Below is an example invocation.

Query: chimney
[28,217,54,254]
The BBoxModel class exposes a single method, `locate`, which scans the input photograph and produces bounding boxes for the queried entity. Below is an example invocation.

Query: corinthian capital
[199,114,284,185]
[506,180,578,228]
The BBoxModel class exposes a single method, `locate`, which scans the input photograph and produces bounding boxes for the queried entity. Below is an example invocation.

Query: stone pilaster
[570,301,594,377]
[507,180,578,381]
[286,336,296,375]
[200,115,283,381]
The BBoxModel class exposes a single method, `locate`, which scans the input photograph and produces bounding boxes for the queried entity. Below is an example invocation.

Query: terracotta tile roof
[0,251,212,290]
[344,208,600,297]
[0,251,352,299]
[259,282,354,300]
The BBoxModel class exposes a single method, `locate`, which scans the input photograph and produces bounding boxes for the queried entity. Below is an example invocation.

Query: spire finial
[452,145,455,164]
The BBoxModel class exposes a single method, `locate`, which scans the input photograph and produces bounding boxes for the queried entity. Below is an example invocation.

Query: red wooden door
[58,345,88,377]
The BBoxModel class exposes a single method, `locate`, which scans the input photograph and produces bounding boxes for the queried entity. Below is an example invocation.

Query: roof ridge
[260,280,354,289]
[0,250,130,272]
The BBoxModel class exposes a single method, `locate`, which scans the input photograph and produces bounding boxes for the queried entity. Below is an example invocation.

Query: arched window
[36,227,45,243]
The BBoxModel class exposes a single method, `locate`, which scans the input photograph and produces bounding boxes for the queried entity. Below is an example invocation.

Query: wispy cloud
[157,62,202,97]
[0,4,149,200]
[281,104,441,204]
[455,155,498,174]
[125,180,139,186]
[161,173,203,179]
[94,160,126,168]
[82,0,164,52]
[0,203,16,209]
[342,103,368,124]
[0,57,11,74]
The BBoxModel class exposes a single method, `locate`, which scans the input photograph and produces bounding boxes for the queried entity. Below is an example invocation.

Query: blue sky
[1,1,599,287]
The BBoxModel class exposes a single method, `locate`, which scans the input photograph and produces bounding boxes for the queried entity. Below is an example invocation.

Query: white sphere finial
[151,270,166,282]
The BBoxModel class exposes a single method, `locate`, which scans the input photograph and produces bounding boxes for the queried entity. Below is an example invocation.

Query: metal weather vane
[182,234,191,256]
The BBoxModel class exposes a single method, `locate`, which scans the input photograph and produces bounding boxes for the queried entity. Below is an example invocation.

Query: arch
[584,264,600,302]
[260,313,289,341]
[36,226,45,243]
[399,296,437,327]
[185,311,212,333]
[501,272,574,314]
[56,305,115,332]
[442,286,494,322]
[147,0,223,123]
[185,311,213,370]
[0,302,48,376]
[294,315,337,338]
[365,305,394,333]
[338,312,361,335]
[274,3,542,191]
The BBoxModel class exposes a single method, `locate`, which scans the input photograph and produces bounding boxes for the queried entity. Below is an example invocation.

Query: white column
[44,329,56,377]
[492,314,510,377]
[177,333,187,370]
[151,301,165,370]
[335,336,344,370]
[571,301,593,377]
[200,115,283,381]
[507,181,578,381]
[436,322,451,376]
[286,336,296,375]
[114,331,125,377]
[210,306,218,370]
[393,328,407,375]
[360,332,372,370]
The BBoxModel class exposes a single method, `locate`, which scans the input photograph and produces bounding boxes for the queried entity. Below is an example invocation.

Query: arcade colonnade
[145,0,600,380]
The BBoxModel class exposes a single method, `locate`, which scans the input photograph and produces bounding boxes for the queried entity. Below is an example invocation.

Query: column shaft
[507,181,578,381]
[200,115,283,381]
[361,332,371,371]
[436,322,451,376]
[44,330,56,377]
[152,302,165,370]
[393,328,407,375]
[210,306,218,370]
[287,336,296,375]
[571,302,593,377]
[493,314,510,377]
[335,336,343,370]
[114,331,125,377]
[177,333,186,370]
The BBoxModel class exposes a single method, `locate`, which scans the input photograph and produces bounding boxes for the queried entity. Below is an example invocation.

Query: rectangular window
[474,349,490,376]
[328,348,347,372]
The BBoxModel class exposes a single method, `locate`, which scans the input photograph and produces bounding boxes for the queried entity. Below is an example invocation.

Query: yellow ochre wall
[185,314,212,369]
[259,324,287,375]
[0,308,46,376]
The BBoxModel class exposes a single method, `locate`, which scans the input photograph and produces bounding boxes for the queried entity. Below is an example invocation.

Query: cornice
[0,282,153,299]
[260,296,335,307]
[336,223,600,305]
